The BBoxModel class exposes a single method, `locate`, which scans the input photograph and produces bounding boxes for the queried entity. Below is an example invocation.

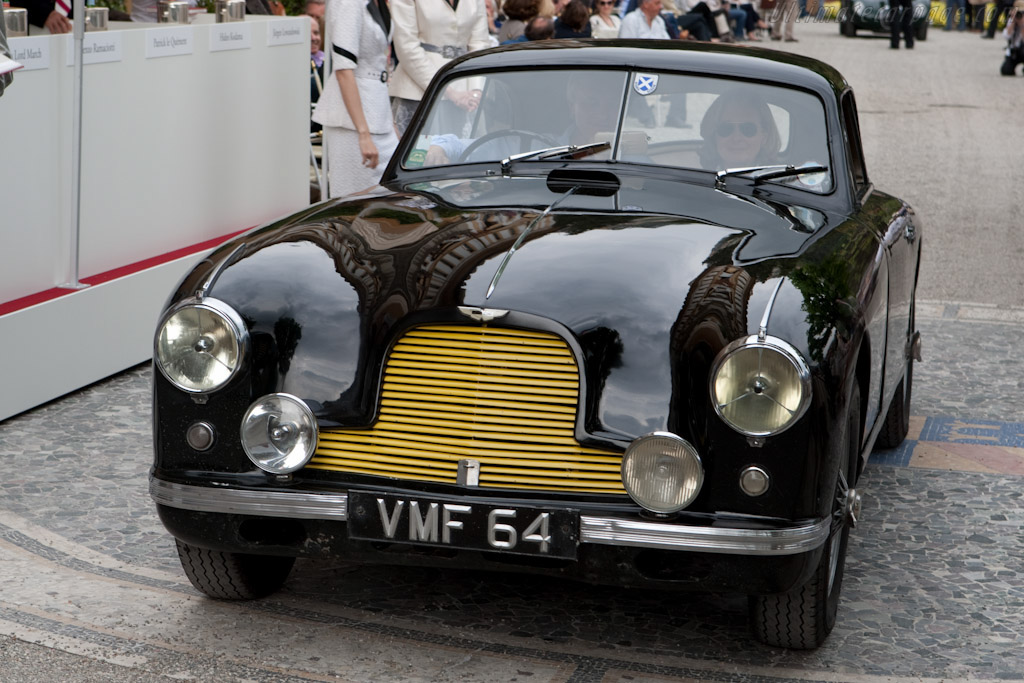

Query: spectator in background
[312,0,397,196]
[736,3,767,40]
[499,0,541,42]
[679,0,738,41]
[8,0,72,34]
[619,0,670,38]
[525,13,556,38]
[888,0,914,48]
[767,0,797,42]
[944,0,966,31]
[964,1,985,32]
[484,0,502,45]
[625,0,715,40]
[550,0,571,15]
[1001,3,1024,74]
[389,0,490,136]
[306,0,326,32]
[245,0,286,15]
[1,4,13,96]
[590,0,622,37]
[983,0,1016,39]
[308,14,324,133]
[555,0,593,36]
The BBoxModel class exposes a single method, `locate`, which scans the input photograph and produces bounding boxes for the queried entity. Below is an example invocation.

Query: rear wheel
[749,383,861,649]
[175,540,295,600]
[914,19,928,41]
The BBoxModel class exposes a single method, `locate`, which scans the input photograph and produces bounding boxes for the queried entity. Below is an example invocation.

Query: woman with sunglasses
[590,0,622,38]
[698,89,781,170]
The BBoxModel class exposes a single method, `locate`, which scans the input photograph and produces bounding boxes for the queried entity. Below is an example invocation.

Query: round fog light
[186,422,215,451]
[621,432,703,514]
[739,466,770,496]
[241,394,318,474]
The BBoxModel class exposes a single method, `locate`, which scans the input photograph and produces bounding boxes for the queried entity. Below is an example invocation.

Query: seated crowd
[495,0,770,44]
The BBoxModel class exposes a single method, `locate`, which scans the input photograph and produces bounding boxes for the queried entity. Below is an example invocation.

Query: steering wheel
[458,129,558,163]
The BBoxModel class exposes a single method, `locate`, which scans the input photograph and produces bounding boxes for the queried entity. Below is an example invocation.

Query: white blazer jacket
[312,0,394,133]
[388,0,490,102]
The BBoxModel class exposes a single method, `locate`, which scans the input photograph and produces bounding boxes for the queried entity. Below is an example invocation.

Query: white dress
[312,0,398,198]
[589,14,622,39]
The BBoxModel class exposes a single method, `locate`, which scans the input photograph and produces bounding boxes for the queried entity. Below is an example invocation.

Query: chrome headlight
[621,432,703,514]
[710,335,811,437]
[154,298,246,394]
[241,393,318,474]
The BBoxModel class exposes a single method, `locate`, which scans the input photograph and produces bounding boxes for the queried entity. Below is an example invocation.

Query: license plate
[347,491,579,559]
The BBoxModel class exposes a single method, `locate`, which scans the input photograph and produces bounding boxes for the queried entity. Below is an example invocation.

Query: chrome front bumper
[150,478,829,557]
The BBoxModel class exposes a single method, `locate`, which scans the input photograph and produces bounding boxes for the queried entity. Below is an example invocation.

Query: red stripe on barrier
[0,228,249,318]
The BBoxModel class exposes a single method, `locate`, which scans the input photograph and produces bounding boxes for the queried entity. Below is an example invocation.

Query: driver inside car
[423,74,623,166]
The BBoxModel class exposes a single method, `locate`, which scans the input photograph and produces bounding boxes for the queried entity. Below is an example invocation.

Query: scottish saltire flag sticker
[633,73,658,96]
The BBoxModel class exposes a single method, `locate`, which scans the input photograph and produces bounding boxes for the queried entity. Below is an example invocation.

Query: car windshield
[402,69,833,193]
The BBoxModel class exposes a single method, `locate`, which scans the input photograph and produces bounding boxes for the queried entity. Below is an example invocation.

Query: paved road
[2,18,1023,683]
[768,15,1024,310]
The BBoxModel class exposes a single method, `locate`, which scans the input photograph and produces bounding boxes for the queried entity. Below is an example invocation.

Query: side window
[840,92,869,194]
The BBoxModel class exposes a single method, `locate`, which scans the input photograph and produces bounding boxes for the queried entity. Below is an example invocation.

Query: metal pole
[62,0,88,290]
[320,11,329,199]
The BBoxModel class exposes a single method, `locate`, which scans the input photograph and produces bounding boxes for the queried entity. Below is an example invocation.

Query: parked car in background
[838,0,931,40]
[150,40,922,649]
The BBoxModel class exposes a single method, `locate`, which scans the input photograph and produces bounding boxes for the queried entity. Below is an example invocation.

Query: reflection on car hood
[214,175,835,438]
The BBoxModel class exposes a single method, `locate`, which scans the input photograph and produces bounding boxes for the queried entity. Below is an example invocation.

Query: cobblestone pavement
[1,300,1022,683]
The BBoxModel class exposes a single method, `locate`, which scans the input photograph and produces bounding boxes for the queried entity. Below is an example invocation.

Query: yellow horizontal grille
[310,325,625,494]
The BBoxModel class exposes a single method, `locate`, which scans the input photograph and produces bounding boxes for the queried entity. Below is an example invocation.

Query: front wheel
[914,20,928,41]
[176,540,295,600]
[749,383,861,649]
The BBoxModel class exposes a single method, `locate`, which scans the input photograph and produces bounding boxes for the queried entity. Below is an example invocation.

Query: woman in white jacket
[389,0,491,135]
[312,0,396,198]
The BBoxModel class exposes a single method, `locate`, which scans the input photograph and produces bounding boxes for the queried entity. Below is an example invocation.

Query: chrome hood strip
[150,478,827,556]
[485,186,579,299]
[758,277,786,341]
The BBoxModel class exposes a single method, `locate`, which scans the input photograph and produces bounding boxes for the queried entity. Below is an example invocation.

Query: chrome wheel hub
[845,488,862,528]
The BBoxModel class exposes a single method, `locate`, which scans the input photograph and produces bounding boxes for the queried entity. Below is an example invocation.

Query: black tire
[176,540,295,600]
[841,20,857,36]
[749,383,860,649]
[876,357,913,449]
[915,20,928,41]
[876,297,916,449]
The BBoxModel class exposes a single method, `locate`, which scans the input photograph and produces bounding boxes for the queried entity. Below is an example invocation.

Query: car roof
[443,39,850,103]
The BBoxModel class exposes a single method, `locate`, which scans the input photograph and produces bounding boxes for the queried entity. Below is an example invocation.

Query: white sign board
[145,26,194,59]
[266,18,305,47]
[66,33,124,66]
[210,23,253,52]
[7,37,51,71]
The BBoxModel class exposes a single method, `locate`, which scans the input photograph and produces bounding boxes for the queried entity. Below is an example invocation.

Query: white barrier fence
[0,15,310,421]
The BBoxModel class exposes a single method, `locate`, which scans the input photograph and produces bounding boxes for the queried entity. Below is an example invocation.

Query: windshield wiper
[501,141,611,174]
[714,163,828,190]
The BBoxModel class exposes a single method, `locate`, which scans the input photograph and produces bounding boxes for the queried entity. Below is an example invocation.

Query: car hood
[208,175,838,440]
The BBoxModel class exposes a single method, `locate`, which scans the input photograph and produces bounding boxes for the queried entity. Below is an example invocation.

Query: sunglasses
[716,121,760,138]
[598,1,615,5]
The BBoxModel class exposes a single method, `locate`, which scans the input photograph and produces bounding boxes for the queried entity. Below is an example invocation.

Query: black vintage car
[150,41,922,649]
